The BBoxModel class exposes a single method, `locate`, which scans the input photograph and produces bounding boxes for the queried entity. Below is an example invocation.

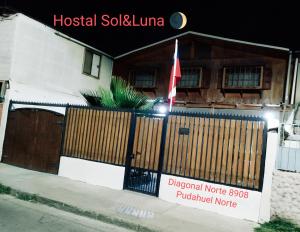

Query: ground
[0,195,133,232]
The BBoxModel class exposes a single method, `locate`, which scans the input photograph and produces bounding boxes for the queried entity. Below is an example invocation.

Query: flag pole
[169,39,178,112]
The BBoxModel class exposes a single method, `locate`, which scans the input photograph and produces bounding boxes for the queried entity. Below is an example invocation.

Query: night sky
[1,0,299,56]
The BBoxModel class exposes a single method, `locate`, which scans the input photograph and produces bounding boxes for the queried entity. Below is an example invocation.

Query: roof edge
[115,31,290,59]
[9,13,114,58]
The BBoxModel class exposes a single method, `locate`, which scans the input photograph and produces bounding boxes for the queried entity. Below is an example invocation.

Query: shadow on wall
[0,103,3,123]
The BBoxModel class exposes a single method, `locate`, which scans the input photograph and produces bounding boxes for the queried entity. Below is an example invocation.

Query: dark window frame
[222,65,264,90]
[0,81,6,100]
[129,69,157,88]
[82,49,102,79]
[177,67,203,89]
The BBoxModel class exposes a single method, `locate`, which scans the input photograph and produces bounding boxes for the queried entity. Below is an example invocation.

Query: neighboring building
[0,13,113,159]
[113,31,293,114]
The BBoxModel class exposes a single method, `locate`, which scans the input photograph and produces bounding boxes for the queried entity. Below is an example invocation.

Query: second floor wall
[113,35,289,106]
[0,14,113,101]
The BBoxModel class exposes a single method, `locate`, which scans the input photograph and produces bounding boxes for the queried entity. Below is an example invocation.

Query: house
[0,14,297,223]
[0,13,113,161]
[113,31,298,118]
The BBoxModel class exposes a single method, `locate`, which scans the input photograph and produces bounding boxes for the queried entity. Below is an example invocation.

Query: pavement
[0,163,258,232]
[0,194,133,232]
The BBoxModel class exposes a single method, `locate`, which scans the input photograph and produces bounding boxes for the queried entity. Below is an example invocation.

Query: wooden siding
[113,36,288,106]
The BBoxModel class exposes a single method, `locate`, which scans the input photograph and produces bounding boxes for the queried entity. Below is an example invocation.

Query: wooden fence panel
[162,114,267,191]
[63,108,131,166]
[63,106,267,191]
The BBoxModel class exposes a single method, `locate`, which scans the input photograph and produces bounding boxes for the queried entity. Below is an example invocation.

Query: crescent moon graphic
[179,12,187,29]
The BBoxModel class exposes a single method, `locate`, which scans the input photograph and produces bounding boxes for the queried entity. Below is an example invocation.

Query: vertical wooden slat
[112,112,121,163]
[175,116,185,175]
[215,119,225,182]
[70,109,79,158]
[163,116,172,171]
[135,117,145,168]
[243,121,252,187]
[89,110,96,160]
[165,116,176,173]
[104,111,113,162]
[237,120,247,185]
[145,118,154,169]
[231,120,241,185]
[254,121,264,189]
[171,116,180,174]
[248,121,258,187]
[184,117,195,177]
[189,117,199,178]
[220,119,230,183]
[195,117,204,179]
[108,112,117,163]
[141,118,150,169]
[154,119,163,171]
[225,119,236,184]
[85,109,93,159]
[210,118,219,181]
[151,119,159,170]
[73,108,82,158]
[63,108,73,154]
[77,109,86,158]
[122,112,131,165]
[81,109,90,159]
[205,118,214,179]
[98,111,107,161]
[92,110,102,161]
[132,116,141,167]
[115,112,124,164]
[200,118,209,178]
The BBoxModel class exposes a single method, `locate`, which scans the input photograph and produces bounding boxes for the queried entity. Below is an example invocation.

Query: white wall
[10,13,112,98]
[258,132,279,223]
[159,175,262,222]
[295,62,300,104]
[58,156,125,190]
[0,15,16,81]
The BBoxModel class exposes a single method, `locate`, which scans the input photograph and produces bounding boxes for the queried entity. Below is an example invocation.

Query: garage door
[2,108,64,174]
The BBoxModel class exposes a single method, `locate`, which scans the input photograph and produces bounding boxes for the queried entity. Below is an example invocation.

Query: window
[222,66,263,89]
[130,69,157,88]
[177,67,202,88]
[83,49,101,78]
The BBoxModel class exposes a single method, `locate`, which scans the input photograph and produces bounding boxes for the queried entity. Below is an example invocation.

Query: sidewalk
[0,163,257,232]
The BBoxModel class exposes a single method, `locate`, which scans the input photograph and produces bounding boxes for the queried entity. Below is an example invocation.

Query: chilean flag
[168,39,181,111]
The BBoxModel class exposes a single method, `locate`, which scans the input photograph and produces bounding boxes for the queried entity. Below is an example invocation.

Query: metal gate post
[59,104,69,156]
[155,114,169,196]
[259,120,268,192]
[123,112,137,190]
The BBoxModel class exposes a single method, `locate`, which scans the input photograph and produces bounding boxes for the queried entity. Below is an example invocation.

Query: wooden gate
[124,113,167,196]
[2,108,64,174]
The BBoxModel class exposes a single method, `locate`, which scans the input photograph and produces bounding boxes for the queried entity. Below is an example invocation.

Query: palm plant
[82,77,160,110]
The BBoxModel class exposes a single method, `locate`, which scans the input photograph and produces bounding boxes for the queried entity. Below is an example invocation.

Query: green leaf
[81,76,161,110]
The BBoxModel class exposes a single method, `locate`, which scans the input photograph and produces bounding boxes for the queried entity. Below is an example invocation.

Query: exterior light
[264,112,275,121]
[264,111,279,129]
[158,105,167,114]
